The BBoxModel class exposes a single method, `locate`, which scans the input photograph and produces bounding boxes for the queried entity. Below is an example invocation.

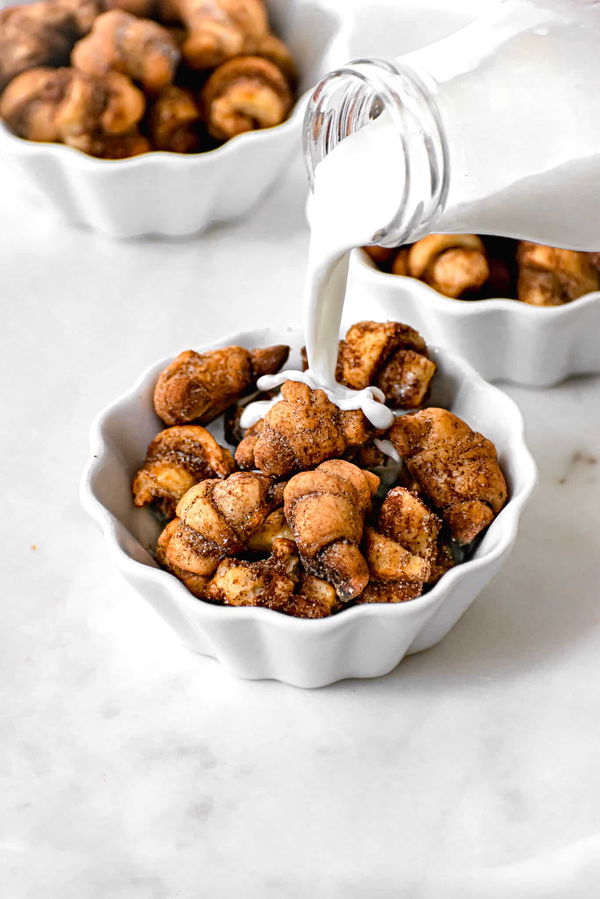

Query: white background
[1,1,600,896]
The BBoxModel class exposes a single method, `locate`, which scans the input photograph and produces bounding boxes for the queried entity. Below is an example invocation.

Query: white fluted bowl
[0,0,343,238]
[80,326,536,688]
[345,249,600,387]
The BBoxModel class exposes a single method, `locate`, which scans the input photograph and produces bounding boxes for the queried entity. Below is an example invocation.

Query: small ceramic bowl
[345,250,600,388]
[0,0,343,238]
[80,326,536,688]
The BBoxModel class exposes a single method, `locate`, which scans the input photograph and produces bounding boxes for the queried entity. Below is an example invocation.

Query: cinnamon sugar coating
[517,242,600,305]
[153,343,289,426]
[358,487,440,605]
[249,381,372,478]
[284,459,379,601]
[339,320,436,410]
[132,424,235,517]
[390,408,507,545]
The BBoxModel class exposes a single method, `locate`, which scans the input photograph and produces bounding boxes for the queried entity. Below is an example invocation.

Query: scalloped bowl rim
[353,247,600,318]
[0,88,309,169]
[80,328,537,633]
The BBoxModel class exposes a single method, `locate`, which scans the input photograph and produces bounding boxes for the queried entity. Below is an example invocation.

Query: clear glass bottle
[303,0,600,250]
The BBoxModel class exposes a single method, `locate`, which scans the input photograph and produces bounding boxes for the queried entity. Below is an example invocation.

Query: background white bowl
[80,326,536,688]
[345,250,600,388]
[0,0,344,238]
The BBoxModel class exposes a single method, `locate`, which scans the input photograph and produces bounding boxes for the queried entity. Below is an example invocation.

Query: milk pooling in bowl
[243,0,600,427]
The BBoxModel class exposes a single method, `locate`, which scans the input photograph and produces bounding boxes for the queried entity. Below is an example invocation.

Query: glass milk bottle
[303,0,600,251]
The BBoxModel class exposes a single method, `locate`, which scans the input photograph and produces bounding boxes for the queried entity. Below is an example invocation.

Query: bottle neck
[303,58,449,248]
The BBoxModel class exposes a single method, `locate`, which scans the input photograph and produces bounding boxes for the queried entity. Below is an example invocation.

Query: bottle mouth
[303,58,448,247]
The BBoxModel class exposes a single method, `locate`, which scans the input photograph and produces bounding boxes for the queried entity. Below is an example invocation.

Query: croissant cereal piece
[359,487,441,605]
[0,67,145,143]
[0,0,101,91]
[234,418,264,470]
[153,343,289,426]
[517,242,600,305]
[284,459,379,601]
[245,32,297,83]
[206,536,299,607]
[202,55,293,140]
[156,517,211,596]
[390,408,507,545]
[148,84,201,151]
[250,381,372,478]
[378,485,442,561]
[339,320,436,410]
[72,129,151,157]
[246,508,293,552]
[72,10,180,93]
[407,234,489,298]
[177,0,268,70]
[159,470,282,592]
[132,425,235,517]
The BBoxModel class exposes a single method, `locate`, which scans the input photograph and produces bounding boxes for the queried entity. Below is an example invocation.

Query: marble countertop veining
[2,98,600,899]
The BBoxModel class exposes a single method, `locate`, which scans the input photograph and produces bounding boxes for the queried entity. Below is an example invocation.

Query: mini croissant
[153,343,289,426]
[284,459,379,600]
[517,242,600,305]
[157,470,281,594]
[202,55,293,140]
[359,487,442,604]
[132,424,235,517]
[248,381,372,478]
[338,320,436,409]
[71,9,181,93]
[407,234,489,298]
[390,408,507,545]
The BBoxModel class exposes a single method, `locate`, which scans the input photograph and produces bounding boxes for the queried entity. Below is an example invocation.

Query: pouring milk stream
[242,0,600,428]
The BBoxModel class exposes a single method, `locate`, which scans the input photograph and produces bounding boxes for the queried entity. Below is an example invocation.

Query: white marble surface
[2,20,600,899]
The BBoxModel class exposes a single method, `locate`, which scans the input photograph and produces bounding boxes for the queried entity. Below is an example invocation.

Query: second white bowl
[0,0,343,238]
[345,249,600,388]
[80,326,536,688]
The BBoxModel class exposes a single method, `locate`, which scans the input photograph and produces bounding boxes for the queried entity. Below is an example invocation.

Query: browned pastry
[427,540,456,586]
[74,129,151,157]
[363,244,396,268]
[159,470,281,593]
[391,247,410,276]
[201,55,292,140]
[359,487,441,605]
[517,242,600,306]
[155,517,210,596]
[248,381,372,478]
[234,417,264,469]
[339,320,437,410]
[0,67,145,144]
[0,0,102,91]
[206,535,298,607]
[72,9,180,93]
[407,234,490,298]
[175,0,268,70]
[132,424,235,517]
[284,459,379,601]
[390,407,507,545]
[153,343,289,426]
[245,32,296,82]
[246,507,293,551]
[206,538,339,618]
[148,84,201,151]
